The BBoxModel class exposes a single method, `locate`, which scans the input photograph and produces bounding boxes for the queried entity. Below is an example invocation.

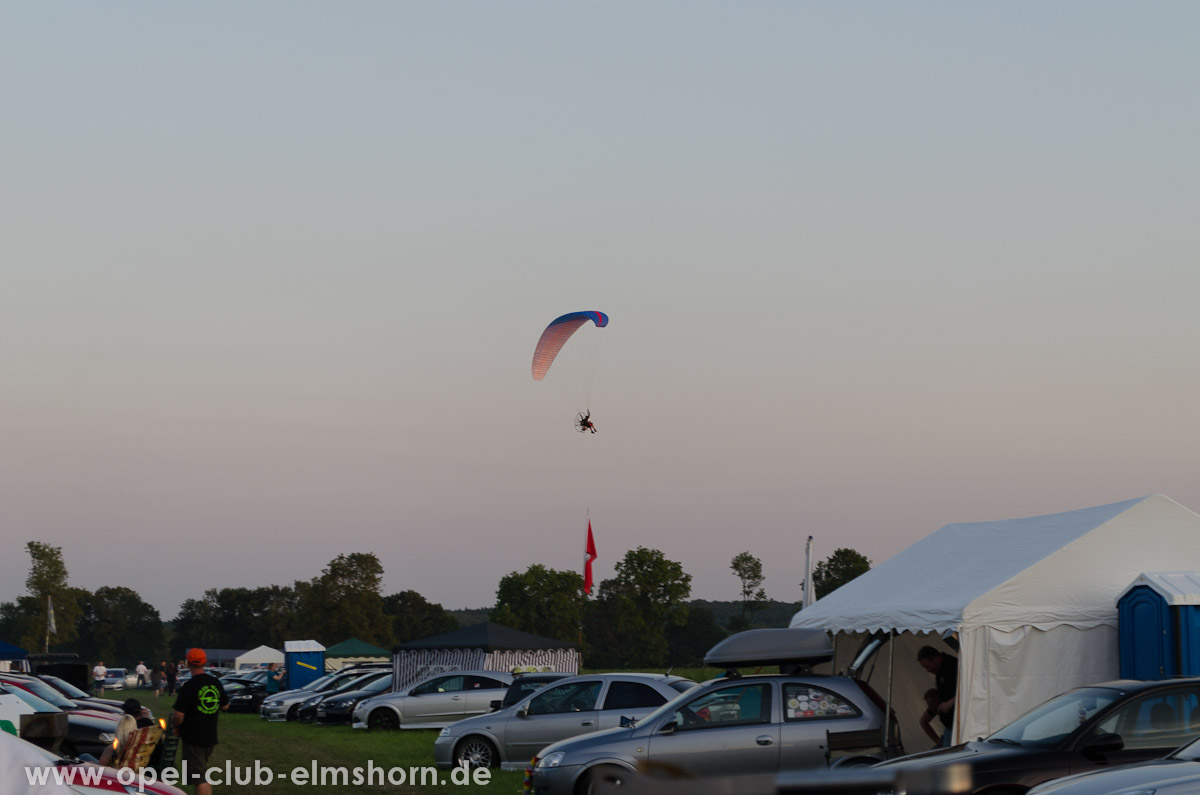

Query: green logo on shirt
[198,684,220,715]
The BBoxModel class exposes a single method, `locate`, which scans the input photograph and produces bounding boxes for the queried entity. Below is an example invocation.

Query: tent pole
[884,630,895,756]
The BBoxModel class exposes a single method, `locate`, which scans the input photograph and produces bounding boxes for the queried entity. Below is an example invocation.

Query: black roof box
[704,627,833,668]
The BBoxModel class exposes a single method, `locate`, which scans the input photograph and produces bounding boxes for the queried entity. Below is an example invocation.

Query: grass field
[124,668,725,794]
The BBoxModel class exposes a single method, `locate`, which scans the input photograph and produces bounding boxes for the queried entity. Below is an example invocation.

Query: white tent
[791,494,1200,747]
[234,645,284,670]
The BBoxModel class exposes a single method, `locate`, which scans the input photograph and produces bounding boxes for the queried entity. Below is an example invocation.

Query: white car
[353,671,514,730]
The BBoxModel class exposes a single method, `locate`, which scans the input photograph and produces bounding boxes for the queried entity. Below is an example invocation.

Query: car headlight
[265,699,282,707]
[537,752,565,768]
[438,727,452,737]
[98,732,116,743]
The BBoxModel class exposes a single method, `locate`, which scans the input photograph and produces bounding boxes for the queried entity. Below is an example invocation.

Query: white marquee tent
[234,645,284,670]
[791,494,1200,747]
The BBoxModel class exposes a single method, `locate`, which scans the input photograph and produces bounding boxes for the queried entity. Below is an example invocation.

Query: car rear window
[602,682,668,711]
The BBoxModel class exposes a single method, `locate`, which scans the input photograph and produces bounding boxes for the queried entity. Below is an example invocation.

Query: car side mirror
[517,705,530,718]
[489,700,502,712]
[1082,732,1124,758]
[659,717,679,734]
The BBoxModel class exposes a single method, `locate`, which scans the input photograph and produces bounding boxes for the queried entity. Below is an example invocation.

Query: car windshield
[988,687,1122,748]
[303,674,336,691]
[2,684,60,713]
[4,678,75,709]
[363,675,392,693]
[40,675,90,700]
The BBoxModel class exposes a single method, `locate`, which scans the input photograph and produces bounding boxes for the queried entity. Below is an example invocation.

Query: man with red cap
[172,648,228,795]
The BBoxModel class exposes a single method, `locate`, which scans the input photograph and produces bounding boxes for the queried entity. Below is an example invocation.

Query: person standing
[172,648,228,795]
[165,659,178,697]
[135,661,148,689]
[917,645,959,747]
[92,661,107,695]
[265,662,284,696]
[151,663,165,697]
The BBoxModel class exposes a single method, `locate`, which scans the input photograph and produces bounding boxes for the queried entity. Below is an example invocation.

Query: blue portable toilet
[1118,572,1200,680]
[283,640,325,690]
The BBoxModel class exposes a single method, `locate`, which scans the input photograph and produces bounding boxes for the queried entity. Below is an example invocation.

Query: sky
[4,3,1200,623]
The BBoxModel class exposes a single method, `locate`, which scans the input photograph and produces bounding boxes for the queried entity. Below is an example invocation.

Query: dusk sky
[5,3,1199,622]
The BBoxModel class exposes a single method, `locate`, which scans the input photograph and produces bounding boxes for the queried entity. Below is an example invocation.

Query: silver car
[529,672,889,794]
[260,666,388,721]
[434,673,697,770]
[352,670,514,730]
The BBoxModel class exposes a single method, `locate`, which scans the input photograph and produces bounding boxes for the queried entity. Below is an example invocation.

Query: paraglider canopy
[531,311,609,381]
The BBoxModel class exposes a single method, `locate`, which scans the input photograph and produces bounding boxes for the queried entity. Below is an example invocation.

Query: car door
[503,680,603,760]
[401,675,469,724]
[646,682,779,777]
[598,680,671,731]
[778,681,873,769]
[1072,687,1200,773]
[461,676,510,718]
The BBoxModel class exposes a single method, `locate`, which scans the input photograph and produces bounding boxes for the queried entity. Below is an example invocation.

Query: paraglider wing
[531,311,609,381]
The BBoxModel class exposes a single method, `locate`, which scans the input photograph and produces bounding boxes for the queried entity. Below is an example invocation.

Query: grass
[122,668,730,794]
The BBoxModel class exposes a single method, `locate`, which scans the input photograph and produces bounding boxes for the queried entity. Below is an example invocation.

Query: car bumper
[260,702,294,721]
[432,736,455,768]
[316,707,354,725]
[529,764,581,795]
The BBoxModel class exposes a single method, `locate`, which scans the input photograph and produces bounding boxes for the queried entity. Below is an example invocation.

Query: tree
[666,607,728,667]
[384,590,458,646]
[72,586,166,665]
[306,553,390,646]
[585,547,692,668]
[812,548,872,599]
[490,565,585,645]
[11,542,84,651]
[729,551,767,630]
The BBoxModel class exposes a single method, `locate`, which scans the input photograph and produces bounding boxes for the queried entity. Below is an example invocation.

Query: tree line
[0,541,871,668]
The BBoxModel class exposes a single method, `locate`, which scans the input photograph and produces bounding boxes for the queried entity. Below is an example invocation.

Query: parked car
[353,671,515,730]
[527,627,895,795]
[435,673,697,770]
[102,668,126,691]
[296,671,390,723]
[492,673,574,712]
[874,677,1200,794]
[1029,732,1200,794]
[260,665,389,722]
[223,677,269,714]
[314,673,394,725]
[1,728,187,795]
[32,675,124,717]
[0,681,118,759]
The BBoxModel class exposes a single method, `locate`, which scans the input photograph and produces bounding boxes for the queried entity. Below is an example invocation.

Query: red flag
[584,520,597,595]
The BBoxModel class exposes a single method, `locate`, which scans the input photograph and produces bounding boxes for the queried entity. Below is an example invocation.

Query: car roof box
[704,627,834,668]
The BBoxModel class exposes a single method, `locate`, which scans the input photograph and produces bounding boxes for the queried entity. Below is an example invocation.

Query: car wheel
[368,708,400,731]
[581,764,630,795]
[286,704,299,721]
[454,736,498,769]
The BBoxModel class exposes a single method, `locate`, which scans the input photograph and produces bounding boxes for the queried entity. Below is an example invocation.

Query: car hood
[876,740,1030,770]
[1031,759,1200,794]
[440,704,522,736]
[538,725,637,760]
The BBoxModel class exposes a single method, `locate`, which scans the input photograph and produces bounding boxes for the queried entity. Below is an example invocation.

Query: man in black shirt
[172,648,228,795]
[917,645,958,747]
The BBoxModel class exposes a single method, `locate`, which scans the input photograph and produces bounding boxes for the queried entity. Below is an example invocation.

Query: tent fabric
[394,622,575,652]
[326,638,391,658]
[792,494,1200,745]
[234,645,284,669]
[0,642,27,662]
[392,623,578,691]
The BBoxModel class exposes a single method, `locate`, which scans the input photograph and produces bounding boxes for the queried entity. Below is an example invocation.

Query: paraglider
[532,311,608,433]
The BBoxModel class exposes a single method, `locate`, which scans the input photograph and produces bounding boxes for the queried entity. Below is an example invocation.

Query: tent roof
[234,645,283,664]
[395,622,576,653]
[792,495,1200,634]
[1118,571,1200,606]
[0,641,27,661]
[326,638,390,658]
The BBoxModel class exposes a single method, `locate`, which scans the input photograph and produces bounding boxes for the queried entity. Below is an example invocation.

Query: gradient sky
[4,3,1199,623]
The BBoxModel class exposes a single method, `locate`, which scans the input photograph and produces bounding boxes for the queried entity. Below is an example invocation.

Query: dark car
[315,673,394,725]
[0,680,118,758]
[875,678,1200,794]
[223,677,270,713]
[492,673,574,712]
[260,664,390,722]
[1030,732,1200,794]
[297,670,391,723]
